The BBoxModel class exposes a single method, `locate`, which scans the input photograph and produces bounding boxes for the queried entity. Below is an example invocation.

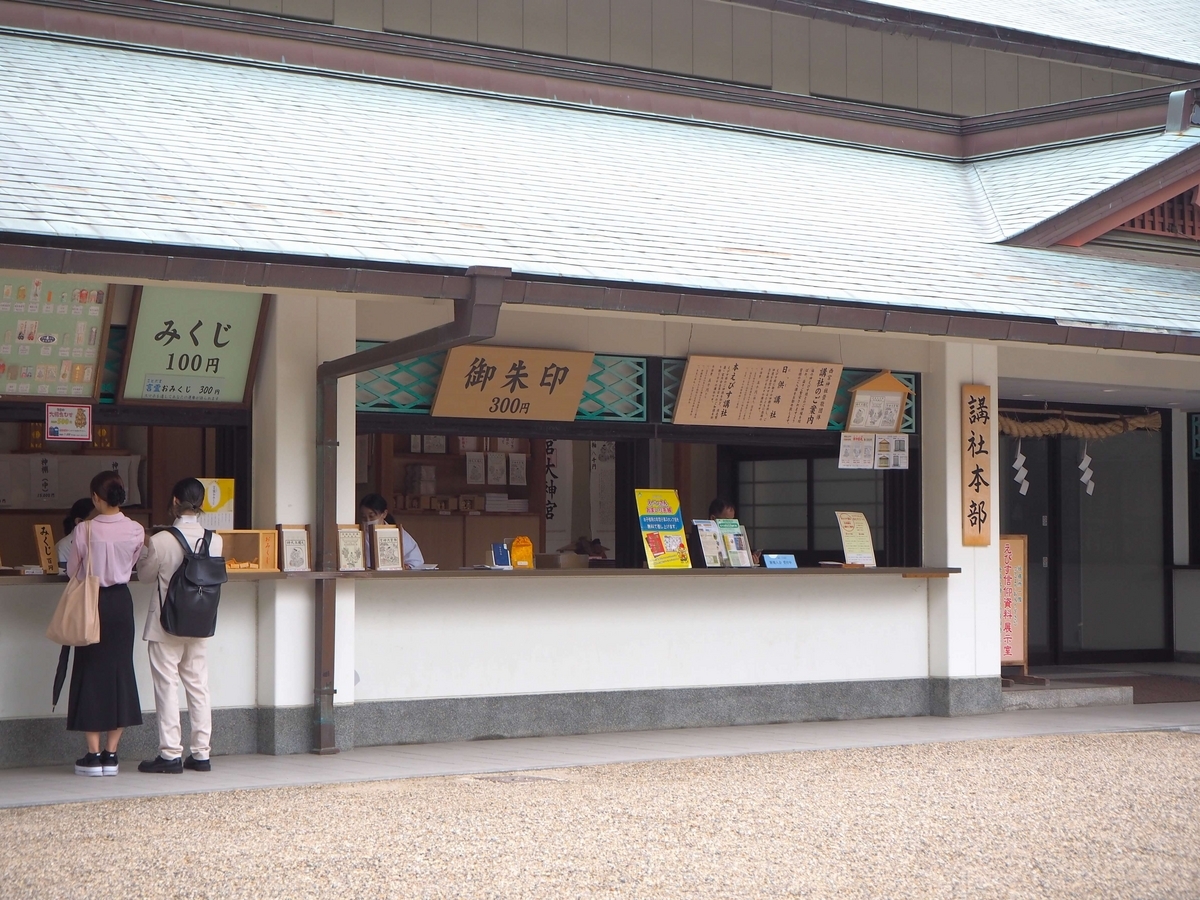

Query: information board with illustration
[635,489,691,569]
[0,275,111,400]
[120,287,268,406]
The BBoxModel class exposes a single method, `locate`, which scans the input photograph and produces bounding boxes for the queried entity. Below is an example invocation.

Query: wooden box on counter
[216,529,279,571]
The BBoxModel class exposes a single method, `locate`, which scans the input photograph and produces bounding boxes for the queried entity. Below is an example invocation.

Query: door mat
[1066,676,1200,704]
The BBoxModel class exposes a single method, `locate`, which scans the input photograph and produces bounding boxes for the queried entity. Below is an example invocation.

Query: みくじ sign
[119,287,269,406]
[431,345,594,421]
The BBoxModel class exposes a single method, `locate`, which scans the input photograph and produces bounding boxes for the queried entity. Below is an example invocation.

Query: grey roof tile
[3,34,1200,336]
[842,0,1200,68]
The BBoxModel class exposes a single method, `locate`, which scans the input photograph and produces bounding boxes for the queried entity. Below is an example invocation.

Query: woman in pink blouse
[66,471,146,776]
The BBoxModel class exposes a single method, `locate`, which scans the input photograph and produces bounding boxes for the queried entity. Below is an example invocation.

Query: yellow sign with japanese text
[635,489,691,569]
[673,356,843,429]
[961,384,993,547]
[431,346,594,421]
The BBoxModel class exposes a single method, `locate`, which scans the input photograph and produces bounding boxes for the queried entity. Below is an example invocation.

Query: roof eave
[3,238,1198,358]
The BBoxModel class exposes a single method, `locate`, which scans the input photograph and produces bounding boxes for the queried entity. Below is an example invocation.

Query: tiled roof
[3,34,1200,336]
[845,0,1200,67]
[970,131,1200,240]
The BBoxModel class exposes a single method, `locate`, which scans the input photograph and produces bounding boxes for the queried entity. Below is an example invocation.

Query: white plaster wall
[923,341,1001,680]
[353,573,929,700]
[0,582,257,720]
[999,344,1200,393]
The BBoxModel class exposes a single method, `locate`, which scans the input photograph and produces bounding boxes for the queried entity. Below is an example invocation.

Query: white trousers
[147,638,211,760]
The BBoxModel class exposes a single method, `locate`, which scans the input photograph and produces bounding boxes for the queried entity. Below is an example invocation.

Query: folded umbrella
[52,645,70,711]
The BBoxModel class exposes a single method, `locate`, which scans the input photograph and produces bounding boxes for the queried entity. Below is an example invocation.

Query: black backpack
[159,528,228,638]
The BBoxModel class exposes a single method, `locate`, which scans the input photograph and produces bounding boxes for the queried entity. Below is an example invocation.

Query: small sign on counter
[635,489,691,569]
[835,511,877,567]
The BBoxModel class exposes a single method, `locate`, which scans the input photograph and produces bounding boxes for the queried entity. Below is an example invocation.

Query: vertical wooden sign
[33,523,58,574]
[961,384,992,546]
[1000,535,1027,667]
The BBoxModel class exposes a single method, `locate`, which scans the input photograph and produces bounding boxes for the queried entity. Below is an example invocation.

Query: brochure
[692,519,728,567]
[716,518,754,567]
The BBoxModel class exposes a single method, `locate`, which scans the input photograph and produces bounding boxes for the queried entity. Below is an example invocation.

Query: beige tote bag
[45,522,100,646]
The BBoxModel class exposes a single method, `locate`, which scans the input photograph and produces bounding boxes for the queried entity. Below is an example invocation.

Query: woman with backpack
[67,471,145,776]
[136,477,223,775]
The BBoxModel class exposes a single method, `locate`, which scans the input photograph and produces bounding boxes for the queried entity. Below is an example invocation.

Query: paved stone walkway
[3,700,1199,809]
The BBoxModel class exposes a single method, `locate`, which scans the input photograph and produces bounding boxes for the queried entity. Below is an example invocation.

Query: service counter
[0,566,957,766]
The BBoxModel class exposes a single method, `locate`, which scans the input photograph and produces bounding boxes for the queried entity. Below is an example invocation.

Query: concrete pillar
[922,341,1002,715]
[251,293,357,753]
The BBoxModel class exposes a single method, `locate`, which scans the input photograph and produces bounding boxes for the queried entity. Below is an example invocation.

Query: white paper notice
[508,453,527,486]
[30,454,58,502]
[487,452,508,485]
[838,433,876,469]
[466,452,486,485]
[873,434,910,470]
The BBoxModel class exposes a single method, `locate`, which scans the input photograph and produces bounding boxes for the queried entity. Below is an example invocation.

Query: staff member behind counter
[359,493,425,569]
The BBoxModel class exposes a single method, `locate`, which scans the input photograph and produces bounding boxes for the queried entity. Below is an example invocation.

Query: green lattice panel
[355,341,444,414]
[576,356,646,421]
[828,369,918,433]
[99,325,126,404]
[661,358,686,424]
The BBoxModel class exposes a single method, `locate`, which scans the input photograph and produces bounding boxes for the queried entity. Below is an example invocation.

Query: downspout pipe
[310,266,509,754]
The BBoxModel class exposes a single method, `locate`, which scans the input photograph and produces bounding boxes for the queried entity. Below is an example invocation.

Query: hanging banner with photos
[961,384,993,547]
[119,287,270,407]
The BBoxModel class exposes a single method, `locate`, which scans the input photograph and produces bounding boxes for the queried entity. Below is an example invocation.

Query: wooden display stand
[217,529,279,571]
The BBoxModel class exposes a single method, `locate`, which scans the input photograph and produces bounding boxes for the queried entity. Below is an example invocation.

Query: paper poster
[30,454,57,502]
[508,453,527,486]
[873,434,910,470]
[486,452,507,485]
[716,519,754,567]
[693,519,728,567]
[673,356,843,429]
[835,511,877,567]
[422,434,446,454]
[45,404,92,442]
[337,525,365,572]
[635,489,691,569]
[198,477,234,530]
[848,392,904,432]
[838,433,876,469]
[466,452,486,485]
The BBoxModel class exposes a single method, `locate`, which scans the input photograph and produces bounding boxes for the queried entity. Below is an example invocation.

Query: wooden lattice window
[1115,187,1200,241]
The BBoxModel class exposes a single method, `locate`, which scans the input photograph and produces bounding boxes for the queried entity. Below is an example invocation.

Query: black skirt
[66,583,143,732]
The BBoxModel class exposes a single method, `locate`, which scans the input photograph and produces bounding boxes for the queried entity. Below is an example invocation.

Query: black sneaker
[183,755,211,772]
[74,753,103,777]
[99,750,119,776]
[137,755,183,774]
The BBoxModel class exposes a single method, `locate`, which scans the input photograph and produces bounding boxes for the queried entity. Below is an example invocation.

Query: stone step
[1001,682,1133,711]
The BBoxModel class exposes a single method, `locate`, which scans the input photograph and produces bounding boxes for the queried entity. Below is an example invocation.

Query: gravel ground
[2,731,1198,899]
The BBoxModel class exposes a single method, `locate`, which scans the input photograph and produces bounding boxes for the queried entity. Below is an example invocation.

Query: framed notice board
[1000,534,1027,667]
[0,275,114,402]
[118,287,270,408]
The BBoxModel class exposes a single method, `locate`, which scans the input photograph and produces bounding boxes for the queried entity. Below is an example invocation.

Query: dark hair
[708,497,735,518]
[359,493,396,526]
[172,478,205,513]
[62,497,94,535]
[90,470,126,508]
